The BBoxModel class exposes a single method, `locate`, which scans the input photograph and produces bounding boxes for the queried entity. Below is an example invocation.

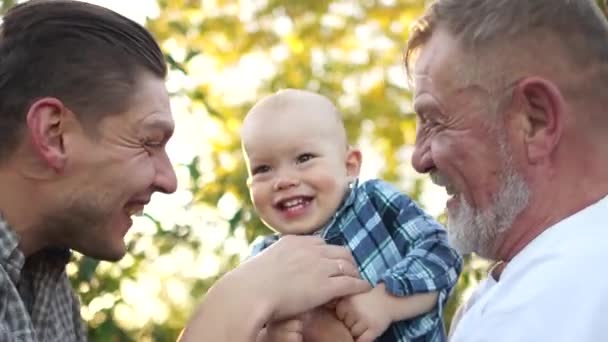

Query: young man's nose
[153,151,178,194]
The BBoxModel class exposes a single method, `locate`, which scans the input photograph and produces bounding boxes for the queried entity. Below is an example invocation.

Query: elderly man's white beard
[447,141,530,260]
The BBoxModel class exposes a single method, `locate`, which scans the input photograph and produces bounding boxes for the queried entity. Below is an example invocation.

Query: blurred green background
[5,0,604,341]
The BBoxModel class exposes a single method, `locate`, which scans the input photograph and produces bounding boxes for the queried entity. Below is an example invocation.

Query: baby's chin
[269,222,325,236]
[275,227,321,236]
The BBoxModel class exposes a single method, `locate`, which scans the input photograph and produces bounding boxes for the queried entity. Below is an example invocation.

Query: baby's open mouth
[276,196,313,212]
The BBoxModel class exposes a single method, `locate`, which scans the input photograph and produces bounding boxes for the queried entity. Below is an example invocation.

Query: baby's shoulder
[357,178,414,203]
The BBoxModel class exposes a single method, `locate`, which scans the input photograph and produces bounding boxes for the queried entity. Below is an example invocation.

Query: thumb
[328,277,371,300]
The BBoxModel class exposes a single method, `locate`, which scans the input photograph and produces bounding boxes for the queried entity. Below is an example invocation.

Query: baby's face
[242,101,359,235]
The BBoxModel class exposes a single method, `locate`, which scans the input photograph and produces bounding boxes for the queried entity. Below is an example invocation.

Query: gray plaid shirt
[0,214,86,341]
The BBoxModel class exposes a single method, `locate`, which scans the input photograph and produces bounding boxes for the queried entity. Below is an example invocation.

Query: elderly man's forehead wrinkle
[412,28,479,94]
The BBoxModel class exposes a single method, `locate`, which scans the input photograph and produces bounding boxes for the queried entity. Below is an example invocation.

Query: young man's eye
[252,165,270,175]
[296,153,315,164]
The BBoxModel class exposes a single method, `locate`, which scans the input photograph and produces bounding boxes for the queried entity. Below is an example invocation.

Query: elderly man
[405,0,608,341]
[0,1,369,341]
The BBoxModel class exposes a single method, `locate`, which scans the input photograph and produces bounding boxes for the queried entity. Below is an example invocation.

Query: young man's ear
[514,77,564,164]
[345,147,362,181]
[26,97,68,172]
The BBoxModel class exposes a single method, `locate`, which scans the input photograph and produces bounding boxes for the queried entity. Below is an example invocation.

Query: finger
[271,318,303,333]
[319,244,357,264]
[326,277,372,300]
[284,319,304,333]
[268,330,300,342]
[350,321,367,338]
[281,234,325,246]
[323,258,360,278]
[267,329,295,341]
[335,300,347,321]
[285,332,303,342]
[344,311,357,329]
[256,328,269,342]
[323,299,338,310]
[356,330,376,342]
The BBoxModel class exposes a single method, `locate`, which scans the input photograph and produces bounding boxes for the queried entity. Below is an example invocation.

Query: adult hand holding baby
[180,235,370,341]
[250,235,369,321]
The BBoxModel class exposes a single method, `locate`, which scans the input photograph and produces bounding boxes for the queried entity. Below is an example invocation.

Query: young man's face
[48,73,177,261]
[242,97,360,235]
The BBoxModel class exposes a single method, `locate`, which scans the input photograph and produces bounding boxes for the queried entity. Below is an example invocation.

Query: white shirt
[450,195,608,342]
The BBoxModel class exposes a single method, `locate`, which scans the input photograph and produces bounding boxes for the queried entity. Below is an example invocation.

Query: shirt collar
[318,179,360,240]
[339,179,359,212]
[0,212,71,282]
[0,212,27,282]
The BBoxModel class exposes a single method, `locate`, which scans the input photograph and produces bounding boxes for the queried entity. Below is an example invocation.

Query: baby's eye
[252,165,271,175]
[296,153,315,164]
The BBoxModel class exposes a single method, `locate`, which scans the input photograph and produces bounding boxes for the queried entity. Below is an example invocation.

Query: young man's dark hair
[0,0,167,162]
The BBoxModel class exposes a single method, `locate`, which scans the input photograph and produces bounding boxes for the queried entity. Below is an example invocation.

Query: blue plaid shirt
[250,179,463,342]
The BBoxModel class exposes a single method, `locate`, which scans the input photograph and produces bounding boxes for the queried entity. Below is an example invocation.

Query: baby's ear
[345,147,362,180]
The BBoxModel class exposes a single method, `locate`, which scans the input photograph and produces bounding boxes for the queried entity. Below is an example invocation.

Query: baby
[241,89,462,342]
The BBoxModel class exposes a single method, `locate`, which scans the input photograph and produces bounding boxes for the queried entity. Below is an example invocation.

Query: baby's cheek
[250,185,267,207]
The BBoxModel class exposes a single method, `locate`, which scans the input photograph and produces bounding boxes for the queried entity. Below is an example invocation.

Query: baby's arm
[376,284,438,321]
[339,180,462,340]
[377,185,462,337]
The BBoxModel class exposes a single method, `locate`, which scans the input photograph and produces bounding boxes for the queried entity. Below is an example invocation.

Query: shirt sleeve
[373,183,462,292]
[363,181,462,298]
[363,180,462,338]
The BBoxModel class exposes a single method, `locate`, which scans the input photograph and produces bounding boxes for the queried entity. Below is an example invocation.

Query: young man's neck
[0,168,49,257]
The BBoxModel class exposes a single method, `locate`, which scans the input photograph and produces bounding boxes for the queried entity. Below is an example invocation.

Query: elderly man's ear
[513,77,565,165]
